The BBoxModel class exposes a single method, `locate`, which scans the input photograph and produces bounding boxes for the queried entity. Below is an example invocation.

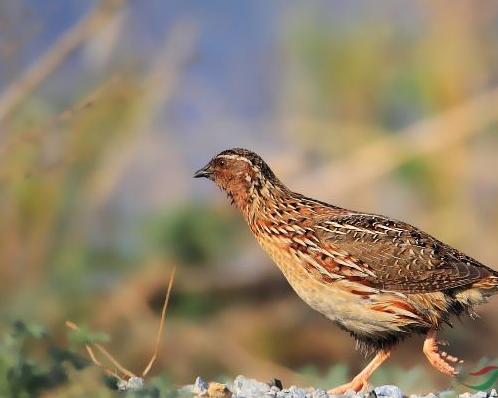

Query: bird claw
[427,348,460,375]
[440,350,460,363]
[423,332,462,376]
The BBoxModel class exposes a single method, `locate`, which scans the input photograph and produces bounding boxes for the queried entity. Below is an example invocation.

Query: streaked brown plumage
[194,148,498,393]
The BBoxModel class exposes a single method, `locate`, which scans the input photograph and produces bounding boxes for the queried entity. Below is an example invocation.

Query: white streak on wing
[316,225,348,235]
[375,224,404,234]
[327,222,377,235]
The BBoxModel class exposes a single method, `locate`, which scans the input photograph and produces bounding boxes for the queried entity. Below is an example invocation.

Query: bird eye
[218,159,226,167]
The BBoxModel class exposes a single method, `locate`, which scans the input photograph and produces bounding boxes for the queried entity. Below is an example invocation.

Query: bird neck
[233,177,289,225]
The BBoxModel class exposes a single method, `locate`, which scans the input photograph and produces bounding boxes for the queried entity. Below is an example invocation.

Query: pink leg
[328,349,391,394]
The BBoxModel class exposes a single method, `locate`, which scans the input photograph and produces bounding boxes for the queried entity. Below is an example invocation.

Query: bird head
[194,148,283,211]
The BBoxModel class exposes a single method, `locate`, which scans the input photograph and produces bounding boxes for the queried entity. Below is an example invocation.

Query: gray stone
[311,388,329,398]
[181,375,498,398]
[230,375,271,398]
[117,376,144,391]
[193,376,209,396]
[287,385,307,398]
[375,385,404,398]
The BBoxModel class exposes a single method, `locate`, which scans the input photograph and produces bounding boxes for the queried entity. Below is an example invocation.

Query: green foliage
[168,290,225,319]
[12,320,47,340]
[0,320,181,398]
[147,204,244,267]
[395,157,435,187]
[68,325,110,347]
[0,320,90,398]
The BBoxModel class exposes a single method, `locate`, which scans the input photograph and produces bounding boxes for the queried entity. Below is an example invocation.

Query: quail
[194,148,498,393]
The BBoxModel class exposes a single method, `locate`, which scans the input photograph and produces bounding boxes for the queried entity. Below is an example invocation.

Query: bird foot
[327,376,369,394]
[423,331,463,376]
[328,349,391,394]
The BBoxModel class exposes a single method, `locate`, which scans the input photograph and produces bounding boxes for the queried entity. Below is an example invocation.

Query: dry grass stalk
[65,320,135,380]
[142,266,176,378]
[65,267,176,387]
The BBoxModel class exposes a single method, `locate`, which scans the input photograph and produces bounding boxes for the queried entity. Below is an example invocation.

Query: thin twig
[65,320,136,379]
[65,267,176,383]
[142,267,176,378]
[64,320,121,379]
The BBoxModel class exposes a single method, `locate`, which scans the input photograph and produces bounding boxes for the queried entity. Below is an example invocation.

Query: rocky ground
[180,375,498,398]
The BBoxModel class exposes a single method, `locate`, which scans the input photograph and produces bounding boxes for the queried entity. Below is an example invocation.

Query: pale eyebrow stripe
[217,154,253,165]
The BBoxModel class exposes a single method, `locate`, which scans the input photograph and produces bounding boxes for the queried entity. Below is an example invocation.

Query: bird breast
[253,232,419,338]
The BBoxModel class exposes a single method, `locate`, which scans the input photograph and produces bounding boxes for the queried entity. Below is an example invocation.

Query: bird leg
[422,329,462,376]
[328,349,391,394]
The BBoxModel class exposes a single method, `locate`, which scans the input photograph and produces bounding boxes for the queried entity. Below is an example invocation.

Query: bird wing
[313,213,493,293]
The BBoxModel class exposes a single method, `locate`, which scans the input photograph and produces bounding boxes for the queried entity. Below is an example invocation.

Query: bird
[193,148,498,393]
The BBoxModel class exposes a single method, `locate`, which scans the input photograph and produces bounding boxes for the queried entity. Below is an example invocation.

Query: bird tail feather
[477,275,498,297]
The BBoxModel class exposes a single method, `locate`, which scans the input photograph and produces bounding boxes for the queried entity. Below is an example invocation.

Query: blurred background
[1,0,498,396]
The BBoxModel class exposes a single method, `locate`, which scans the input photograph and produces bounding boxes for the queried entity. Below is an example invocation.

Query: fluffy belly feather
[256,235,416,339]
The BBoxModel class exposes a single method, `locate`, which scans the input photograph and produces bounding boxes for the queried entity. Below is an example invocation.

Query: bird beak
[193,164,213,179]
